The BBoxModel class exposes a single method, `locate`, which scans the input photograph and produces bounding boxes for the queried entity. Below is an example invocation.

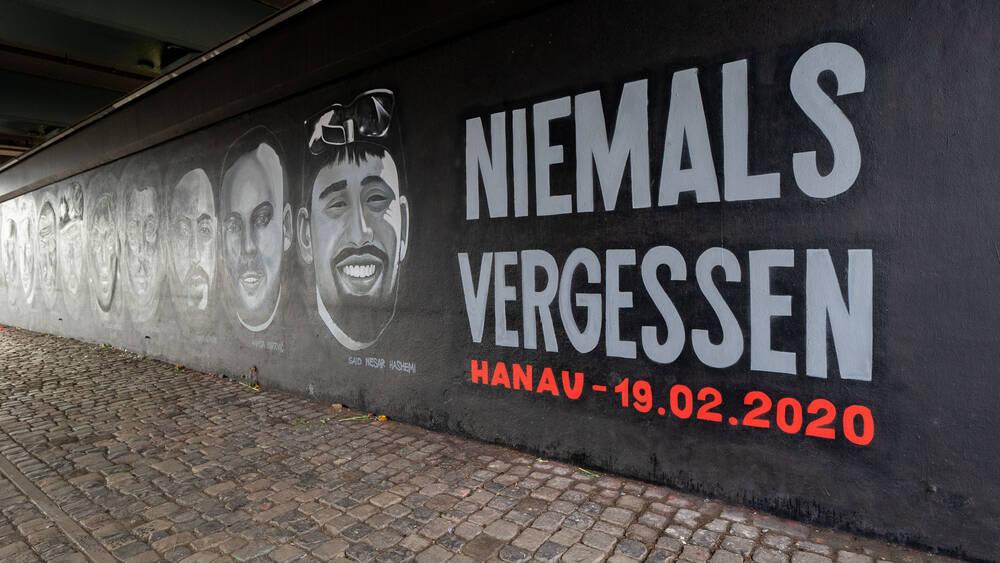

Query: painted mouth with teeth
[240,270,265,294]
[334,251,384,295]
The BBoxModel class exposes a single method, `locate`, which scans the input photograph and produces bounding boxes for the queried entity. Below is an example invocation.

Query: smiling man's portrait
[221,128,291,333]
[299,89,410,350]
[169,168,216,320]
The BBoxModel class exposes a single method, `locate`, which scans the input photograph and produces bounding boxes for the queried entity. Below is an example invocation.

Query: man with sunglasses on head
[298,89,411,351]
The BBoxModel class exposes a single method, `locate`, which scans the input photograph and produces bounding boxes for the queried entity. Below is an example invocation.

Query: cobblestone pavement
[0,328,963,563]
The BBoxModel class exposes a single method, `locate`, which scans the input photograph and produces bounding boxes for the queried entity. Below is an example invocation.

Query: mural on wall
[0,89,417,353]
[168,168,217,330]
[16,196,36,305]
[87,171,120,317]
[58,182,86,318]
[121,161,164,324]
[0,202,11,296]
[299,89,411,350]
[220,127,291,333]
[37,194,59,309]
[2,202,17,304]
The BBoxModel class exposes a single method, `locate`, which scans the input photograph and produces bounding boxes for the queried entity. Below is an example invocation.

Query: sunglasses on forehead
[307,89,395,154]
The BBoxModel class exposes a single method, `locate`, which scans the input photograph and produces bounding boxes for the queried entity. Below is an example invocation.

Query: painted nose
[242,226,257,255]
[346,201,373,244]
[189,232,200,265]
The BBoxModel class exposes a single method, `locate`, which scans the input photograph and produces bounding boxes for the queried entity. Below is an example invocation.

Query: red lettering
[471,360,489,384]
[491,362,512,388]
[513,363,533,391]
[536,367,560,396]
[561,371,584,400]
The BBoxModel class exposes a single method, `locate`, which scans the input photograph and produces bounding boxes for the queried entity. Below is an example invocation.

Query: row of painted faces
[0,128,412,351]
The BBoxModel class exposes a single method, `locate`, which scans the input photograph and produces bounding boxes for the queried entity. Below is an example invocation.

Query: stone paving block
[179,552,220,563]
[797,541,834,556]
[709,550,743,563]
[755,547,792,563]
[345,541,376,561]
[615,537,648,560]
[562,544,604,563]
[601,506,635,527]
[483,519,519,541]
[689,528,721,548]
[534,540,568,561]
[721,534,756,555]
[460,533,504,560]
[530,511,565,532]
[454,521,483,540]
[412,544,449,562]
[269,544,307,562]
[581,529,616,553]
[792,551,834,563]
[763,534,796,551]
[153,531,196,553]
[398,533,430,553]
[680,545,712,562]
[313,538,349,560]
[370,493,402,508]
[837,552,874,563]
[126,551,165,563]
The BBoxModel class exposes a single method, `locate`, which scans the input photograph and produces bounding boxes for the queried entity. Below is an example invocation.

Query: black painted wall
[1,1,998,559]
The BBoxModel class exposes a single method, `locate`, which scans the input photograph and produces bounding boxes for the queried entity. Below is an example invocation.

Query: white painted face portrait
[37,198,58,308]
[58,183,86,305]
[169,168,216,314]
[16,197,36,304]
[0,204,3,289]
[1,202,17,303]
[123,170,164,323]
[88,188,119,314]
[220,132,291,332]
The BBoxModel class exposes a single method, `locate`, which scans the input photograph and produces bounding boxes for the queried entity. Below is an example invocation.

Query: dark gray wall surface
[0,1,998,560]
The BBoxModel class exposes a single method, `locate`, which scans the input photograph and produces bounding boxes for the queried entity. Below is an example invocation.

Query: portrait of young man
[298,89,411,350]
[16,196,36,306]
[58,181,86,317]
[220,127,291,333]
[2,201,17,304]
[168,167,217,324]
[87,172,121,317]
[121,161,165,324]
[37,195,58,309]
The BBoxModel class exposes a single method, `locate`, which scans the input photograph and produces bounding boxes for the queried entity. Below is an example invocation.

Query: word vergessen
[460,43,872,381]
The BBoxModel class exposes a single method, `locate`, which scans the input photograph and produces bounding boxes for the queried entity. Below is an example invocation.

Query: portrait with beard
[298,89,411,350]
[220,127,291,333]
[58,182,86,317]
[1,201,16,304]
[168,168,217,329]
[86,172,121,317]
[121,161,165,324]
[16,196,36,305]
[37,195,58,309]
